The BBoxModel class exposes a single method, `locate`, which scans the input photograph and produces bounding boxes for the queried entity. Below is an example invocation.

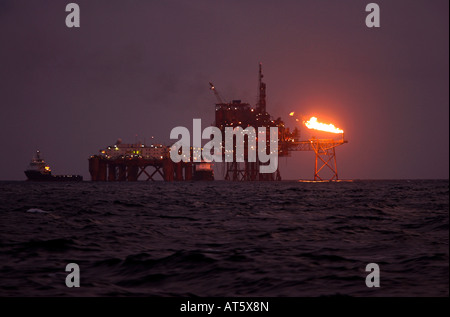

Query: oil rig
[211,63,347,181]
[88,63,347,181]
[88,142,208,182]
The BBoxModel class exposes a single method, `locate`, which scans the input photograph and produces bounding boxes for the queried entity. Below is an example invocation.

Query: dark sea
[0,180,448,297]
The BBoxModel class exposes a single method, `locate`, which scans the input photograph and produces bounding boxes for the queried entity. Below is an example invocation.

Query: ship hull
[25,170,83,182]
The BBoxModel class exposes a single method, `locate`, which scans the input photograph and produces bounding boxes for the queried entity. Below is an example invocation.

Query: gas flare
[305,117,343,134]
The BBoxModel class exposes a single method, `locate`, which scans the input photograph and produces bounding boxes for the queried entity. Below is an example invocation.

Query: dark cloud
[0,0,448,180]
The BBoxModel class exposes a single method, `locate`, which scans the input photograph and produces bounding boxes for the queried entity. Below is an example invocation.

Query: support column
[127,165,139,181]
[175,162,183,181]
[163,159,174,181]
[108,164,116,181]
[118,165,126,181]
[184,162,193,181]
[98,159,107,181]
[312,141,339,181]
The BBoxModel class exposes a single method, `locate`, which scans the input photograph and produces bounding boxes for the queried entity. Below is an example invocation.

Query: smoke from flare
[305,117,343,134]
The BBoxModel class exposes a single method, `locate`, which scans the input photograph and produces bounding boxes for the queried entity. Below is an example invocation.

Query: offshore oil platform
[88,142,212,182]
[89,64,347,182]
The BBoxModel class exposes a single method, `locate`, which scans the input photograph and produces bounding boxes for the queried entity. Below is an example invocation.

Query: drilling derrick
[213,64,287,181]
[257,63,266,114]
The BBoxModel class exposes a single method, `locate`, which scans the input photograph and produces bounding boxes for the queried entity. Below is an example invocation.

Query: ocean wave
[0,180,448,296]
[26,208,50,213]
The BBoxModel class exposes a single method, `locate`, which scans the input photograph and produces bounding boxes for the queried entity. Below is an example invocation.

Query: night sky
[0,0,448,180]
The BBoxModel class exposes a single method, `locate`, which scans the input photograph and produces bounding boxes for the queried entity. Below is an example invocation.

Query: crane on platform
[209,82,226,104]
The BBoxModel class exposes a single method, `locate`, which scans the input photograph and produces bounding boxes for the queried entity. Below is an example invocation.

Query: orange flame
[289,112,295,116]
[305,117,343,134]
